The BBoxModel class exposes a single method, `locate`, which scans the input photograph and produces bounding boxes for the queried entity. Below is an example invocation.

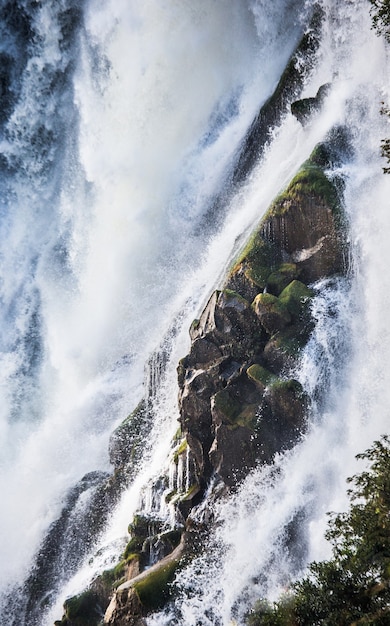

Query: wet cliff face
[178,132,349,493]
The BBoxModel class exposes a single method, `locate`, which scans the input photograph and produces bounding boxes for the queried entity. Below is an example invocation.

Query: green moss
[267,263,300,295]
[173,438,188,463]
[180,483,200,501]
[123,536,143,559]
[231,233,280,289]
[221,288,249,303]
[268,159,341,220]
[233,404,259,430]
[213,387,262,431]
[133,558,180,610]
[247,364,277,387]
[264,136,345,229]
[278,280,314,318]
[213,388,242,424]
[164,489,177,504]
[252,292,292,334]
[253,292,291,318]
[128,514,150,538]
[190,318,200,331]
[268,378,304,396]
[63,590,101,626]
[265,322,313,364]
[100,566,125,590]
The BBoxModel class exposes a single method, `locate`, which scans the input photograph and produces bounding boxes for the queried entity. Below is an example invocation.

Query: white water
[0,0,389,624]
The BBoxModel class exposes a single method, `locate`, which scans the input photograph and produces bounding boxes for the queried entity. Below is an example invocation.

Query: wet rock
[252,293,292,334]
[260,161,348,283]
[104,537,185,625]
[233,5,324,183]
[266,262,301,296]
[54,590,103,626]
[291,83,331,125]
[178,136,349,493]
[109,399,153,471]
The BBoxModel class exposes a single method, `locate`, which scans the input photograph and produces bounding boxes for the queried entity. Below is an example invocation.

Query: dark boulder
[291,83,331,125]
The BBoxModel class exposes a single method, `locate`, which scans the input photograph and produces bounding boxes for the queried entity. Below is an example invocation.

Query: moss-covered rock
[246,364,277,389]
[264,324,312,373]
[252,292,292,334]
[260,153,348,283]
[291,83,331,125]
[278,280,314,319]
[56,590,103,626]
[266,262,300,295]
[104,537,186,625]
[226,233,281,298]
[133,557,179,610]
[266,378,308,427]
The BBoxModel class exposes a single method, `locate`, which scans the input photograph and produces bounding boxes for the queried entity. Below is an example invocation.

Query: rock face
[233,5,324,183]
[178,136,349,491]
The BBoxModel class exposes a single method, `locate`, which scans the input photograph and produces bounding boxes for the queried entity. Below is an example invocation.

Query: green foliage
[246,436,390,625]
[369,0,390,42]
[369,2,390,172]
[380,105,390,173]
[247,597,296,626]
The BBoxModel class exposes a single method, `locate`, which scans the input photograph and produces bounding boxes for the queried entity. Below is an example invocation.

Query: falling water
[0,0,389,624]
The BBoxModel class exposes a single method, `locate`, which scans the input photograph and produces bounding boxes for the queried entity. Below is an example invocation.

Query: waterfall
[0,0,389,624]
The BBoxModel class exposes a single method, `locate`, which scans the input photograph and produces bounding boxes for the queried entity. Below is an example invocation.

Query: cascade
[0,0,388,625]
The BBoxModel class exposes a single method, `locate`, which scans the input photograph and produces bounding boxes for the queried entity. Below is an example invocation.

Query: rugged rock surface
[233,4,324,183]
[178,135,348,493]
[291,83,331,125]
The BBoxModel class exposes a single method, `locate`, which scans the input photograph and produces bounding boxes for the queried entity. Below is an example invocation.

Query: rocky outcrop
[178,135,349,491]
[291,83,331,125]
[54,128,351,626]
[233,4,324,183]
[104,535,185,626]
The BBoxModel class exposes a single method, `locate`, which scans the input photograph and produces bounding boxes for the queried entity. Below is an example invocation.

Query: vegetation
[369,0,390,42]
[369,1,390,171]
[54,590,102,626]
[246,436,390,625]
[266,155,341,219]
[380,105,390,174]
[133,558,180,610]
